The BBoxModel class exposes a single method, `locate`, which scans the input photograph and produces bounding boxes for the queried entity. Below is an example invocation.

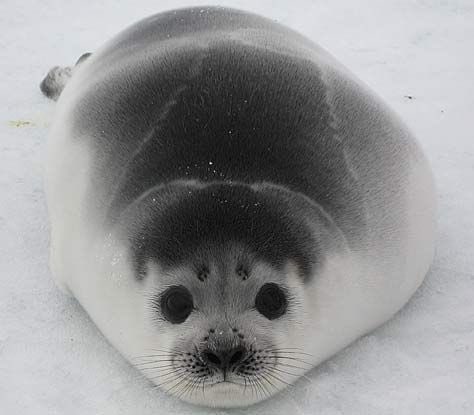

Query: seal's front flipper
[40,52,92,101]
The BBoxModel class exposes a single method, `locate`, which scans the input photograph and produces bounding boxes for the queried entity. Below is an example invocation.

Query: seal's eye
[160,285,194,324]
[255,283,288,320]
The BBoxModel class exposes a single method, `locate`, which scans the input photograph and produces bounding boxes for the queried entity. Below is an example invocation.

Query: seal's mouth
[209,380,240,386]
[207,380,243,393]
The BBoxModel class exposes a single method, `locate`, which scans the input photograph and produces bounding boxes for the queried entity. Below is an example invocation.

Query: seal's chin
[176,378,273,408]
[207,380,243,392]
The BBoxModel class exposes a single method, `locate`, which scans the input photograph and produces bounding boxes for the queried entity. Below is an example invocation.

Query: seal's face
[123,183,316,406]
[136,249,309,407]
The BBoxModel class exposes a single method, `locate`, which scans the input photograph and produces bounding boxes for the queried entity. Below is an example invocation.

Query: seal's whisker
[132,354,177,360]
[133,357,181,363]
[263,368,295,387]
[189,377,204,398]
[167,373,192,395]
[261,371,299,402]
[138,364,176,371]
[182,376,205,399]
[274,362,310,371]
[272,367,313,385]
[148,371,185,382]
[240,375,257,398]
[151,375,185,391]
[256,376,272,398]
[201,376,207,397]
[247,377,260,399]
[133,361,181,369]
[133,359,183,366]
[148,368,186,381]
[147,348,183,354]
[137,351,179,356]
[185,378,202,398]
[265,347,312,353]
[246,374,267,399]
[270,359,312,369]
[174,377,194,399]
[266,351,314,358]
[268,366,304,377]
[264,348,315,357]
[152,371,188,389]
[268,355,313,366]
[260,372,280,393]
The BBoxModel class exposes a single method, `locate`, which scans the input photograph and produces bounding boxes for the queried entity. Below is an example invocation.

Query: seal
[41,6,436,408]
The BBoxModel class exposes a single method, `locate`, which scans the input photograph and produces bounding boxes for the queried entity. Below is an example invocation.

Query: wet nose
[202,346,247,370]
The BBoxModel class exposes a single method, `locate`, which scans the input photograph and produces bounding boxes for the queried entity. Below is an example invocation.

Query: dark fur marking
[63,7,408,284]
[128,183,317,280]
[75,42,366,240]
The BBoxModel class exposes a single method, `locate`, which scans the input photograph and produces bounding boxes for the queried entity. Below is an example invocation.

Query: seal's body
[43,7,435,407]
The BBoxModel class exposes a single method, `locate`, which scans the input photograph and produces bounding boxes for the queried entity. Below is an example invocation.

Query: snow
[1,0,473,413]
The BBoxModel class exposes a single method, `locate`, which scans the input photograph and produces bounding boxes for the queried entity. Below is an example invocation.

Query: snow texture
[1,0,473,414]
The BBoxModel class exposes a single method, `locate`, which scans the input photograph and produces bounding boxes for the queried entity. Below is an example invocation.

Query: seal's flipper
[40,66,72,101]
[40,52,92,101]
[75,52,92,66]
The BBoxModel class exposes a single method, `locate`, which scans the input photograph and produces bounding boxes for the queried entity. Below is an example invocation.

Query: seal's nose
[202,346,246,370]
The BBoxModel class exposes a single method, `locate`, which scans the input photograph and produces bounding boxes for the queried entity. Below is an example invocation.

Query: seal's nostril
[229,349,244,365]
[203,351,221,366]
[203,346,246,369]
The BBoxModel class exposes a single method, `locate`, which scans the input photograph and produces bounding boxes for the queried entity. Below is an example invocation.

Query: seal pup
[41,6,436,408]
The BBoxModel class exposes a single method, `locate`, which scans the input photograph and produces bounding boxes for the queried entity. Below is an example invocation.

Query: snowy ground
[1,0,473,414]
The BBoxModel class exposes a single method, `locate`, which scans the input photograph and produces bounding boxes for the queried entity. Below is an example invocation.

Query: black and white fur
[42,6,436,408]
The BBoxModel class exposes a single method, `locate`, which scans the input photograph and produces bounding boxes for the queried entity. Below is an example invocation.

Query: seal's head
[120,181,330,407]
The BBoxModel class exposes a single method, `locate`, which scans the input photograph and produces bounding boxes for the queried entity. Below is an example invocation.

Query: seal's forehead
[128,183,317,281]
[147,242,286,287]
